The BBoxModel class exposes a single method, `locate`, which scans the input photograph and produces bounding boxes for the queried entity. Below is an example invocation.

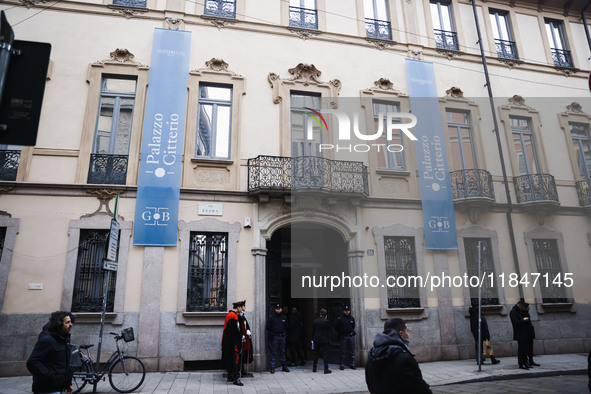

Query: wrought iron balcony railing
[248,155,369,196]
[450,169,495,200]
[550,48,573,68]
[289,6,318,30]
[576,178,591,207]
[112,0,146,7]
[0,150,20,181]
[494,39,518,59]
[365,18,392,41]
[204,0,236,19]
[87,154,128,185]
[434,29,459,50]
[513,173,559,204]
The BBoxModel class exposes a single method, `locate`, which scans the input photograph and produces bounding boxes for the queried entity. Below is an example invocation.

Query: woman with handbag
[469,303,500,365]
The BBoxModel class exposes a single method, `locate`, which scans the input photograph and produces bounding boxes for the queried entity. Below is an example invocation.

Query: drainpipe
[582,1,591,53]
[471,0,524,301]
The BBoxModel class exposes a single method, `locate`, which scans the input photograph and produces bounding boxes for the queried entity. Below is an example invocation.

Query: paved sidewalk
[0,353,587,393]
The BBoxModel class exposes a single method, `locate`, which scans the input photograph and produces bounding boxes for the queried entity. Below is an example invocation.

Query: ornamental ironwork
[187,232,227,312]
[513,173,559,203]
[365,18,392,41]
[450,169,495,200]
[494,39,518,60]
[204,0,236,19]
[434,29,458,51]
[87,154,128,185]
[550,48,573,68]
[248,155,369,196]
[0,150,20,181]
[289,6,318,30]
[576,178,591,207]
[112,0,146,7]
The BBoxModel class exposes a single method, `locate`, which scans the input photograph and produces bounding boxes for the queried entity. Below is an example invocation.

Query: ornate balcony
[434,29,458,51]
[450,169,495,223]
[0,150,20,181]
[365,18,392,41]
[87,154,128,185]
[576,178,591,208]
[514,173,559,224]
[204,0,236,19]
[289,6,318,30]
[550,48,573,68]
[494,39,518,59]
[248,155,369,198]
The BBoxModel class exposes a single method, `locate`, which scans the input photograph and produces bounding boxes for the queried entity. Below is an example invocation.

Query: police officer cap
[273,303,282,309]
[343,305,351,311]
[233,300,244,308]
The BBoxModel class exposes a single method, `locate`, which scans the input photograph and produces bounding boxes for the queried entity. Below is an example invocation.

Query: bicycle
[71,327,146,393]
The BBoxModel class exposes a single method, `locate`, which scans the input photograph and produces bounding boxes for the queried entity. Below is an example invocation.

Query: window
[510,117,540,175]
[490,10,517,59]
[447,110,477,171]
[0,145,21,181]
[289,0,317,30]
[569,122,591,180]
[196,84,233,159]
[187,232,228,312]
[384,237,419,308]
[364,0,391,40]
[430,1,458,50]
[112,0,146,7]
[464,238,498,305]
[545,19,572,67]
[290,92,322,157]
[532,239,567,303]
[204,0,236,19]
[88,76,137,185]
[374,101,405,170]
[71,229,117,312]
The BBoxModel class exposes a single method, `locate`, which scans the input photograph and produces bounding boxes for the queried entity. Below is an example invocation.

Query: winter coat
[312,317,330,345]
[468,306,491,341]
[509,305,535,341]
[365,329,432,394]
[26,330,72,394]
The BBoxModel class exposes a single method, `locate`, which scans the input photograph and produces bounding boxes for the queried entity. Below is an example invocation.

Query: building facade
[0,0,590,376]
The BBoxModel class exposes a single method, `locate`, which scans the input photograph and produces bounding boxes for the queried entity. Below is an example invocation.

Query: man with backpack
[365,318,431,394]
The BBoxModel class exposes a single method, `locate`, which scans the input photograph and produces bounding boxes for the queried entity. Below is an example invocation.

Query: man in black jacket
[266,303,290,373]
[509,301,538,370]
[336,305,356,370]
[27,311,74,394]
[312,308,331,374]
[365,318,431,394]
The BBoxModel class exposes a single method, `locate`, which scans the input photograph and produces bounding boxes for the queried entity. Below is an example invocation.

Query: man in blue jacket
[27,311,74,394]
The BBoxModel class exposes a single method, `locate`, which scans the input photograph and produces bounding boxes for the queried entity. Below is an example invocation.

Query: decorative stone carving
[409,50,423,61]
[0,185,15,194]
[201,15,237,30]
[555,66,578,77]
[165,18,184,30]
[82,189,125,220]
[445,87,464,98]
[195,168,229,185]
[109,5,148,19]
[435,48,463,60]
[92,49,148,69]
[268,64,341,108]
[498,57,524,69]
[288,63,322,83]
[19,0,47,8]
[363,78,407,96]
[366,38,396,51]
[566,102,584,114]
[508,95,526,106]
[288,27,321,40]
[0,210,11,218]
[191,58,243,78]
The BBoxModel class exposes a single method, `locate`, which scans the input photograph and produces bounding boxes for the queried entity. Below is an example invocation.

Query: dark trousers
[340,336,355,367]
[287,341,305,363]
[269,335,286,368]
[314,343,329,371]
[517,338,528,366]
[526,337,534,362]
[227,350,241,381]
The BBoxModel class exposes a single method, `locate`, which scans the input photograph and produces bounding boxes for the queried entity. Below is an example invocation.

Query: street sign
[106,219,120,263]
[103,259,118,271]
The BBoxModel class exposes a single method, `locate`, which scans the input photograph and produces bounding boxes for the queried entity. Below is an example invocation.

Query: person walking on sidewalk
[365,318,431,394]
[469,303,500,365]
[336,305,356,370]
[510,300,538,370]
[266,303,290,373]
[312,308,332,374]
[27,311,74,394]
[222,301,244,386]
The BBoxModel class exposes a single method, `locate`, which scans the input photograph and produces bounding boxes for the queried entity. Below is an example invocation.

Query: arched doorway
[265,222,350,366]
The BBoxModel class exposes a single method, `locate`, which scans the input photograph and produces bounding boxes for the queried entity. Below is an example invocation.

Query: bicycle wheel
[72,359,91,393]
[108,356,146,393]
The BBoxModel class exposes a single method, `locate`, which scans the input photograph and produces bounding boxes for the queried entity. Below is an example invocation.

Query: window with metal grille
[0,145,21,181]
[289,0,318,30]
[569,122,591,180]
[204,0,236,19]
[533,239,567,303]
[364,0,391,40]
[187,232,228,311]
[464,238,498,305]
[545,19,572,68]
[112,0,146,7]
[489,9,517,59]
[196,84,233,159]
[510,116,540,175]
[430,1,458,50]
[72,229,117,312]
[374,101,405,170]
[384,236,419,308]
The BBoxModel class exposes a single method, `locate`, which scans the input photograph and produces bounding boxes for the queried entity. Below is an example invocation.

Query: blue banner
[405,59,457,250]
[133,29,191,246]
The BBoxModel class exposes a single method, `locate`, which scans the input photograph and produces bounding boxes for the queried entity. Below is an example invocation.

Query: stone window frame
[498,96,550,177]
[62,214,133,324]
[184,59,245,190]
[0,214,20,312]
[176,218,241,325]
[360,80,419,200]
[557,102,591,182]
[524,227,575,314]
[457,227,506,315]
[372,223,428,321]
[76,49,150,186]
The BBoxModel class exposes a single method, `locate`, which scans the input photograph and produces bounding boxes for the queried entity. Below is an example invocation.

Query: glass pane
[513,134,527,175]
[522,134,538,174]
[489,13,500,40]
[461,127,475,169]
[200,85,231,101]
[375,0,388,20]
[448,127,462,171]
[430,3,441,30]
[197,104,213,156]
[214,106,231,158]
[104,78,136,94]
[114,99,134,155]
[364,0,376,19]
[440,3,452,31]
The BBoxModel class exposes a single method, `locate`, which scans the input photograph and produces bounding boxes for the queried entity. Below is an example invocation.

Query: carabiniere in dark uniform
[336,305,356,370]
[266,303,290,373]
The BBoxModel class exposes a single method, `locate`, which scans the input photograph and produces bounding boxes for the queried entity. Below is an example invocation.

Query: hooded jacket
[365,329,432,394]
[27,329,72,394]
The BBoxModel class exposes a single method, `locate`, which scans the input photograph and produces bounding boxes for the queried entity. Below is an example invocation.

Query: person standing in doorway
[336,305,356,370]
[222,301,244,386]
[27,311,74,394]
[287,306,306,366]
[266,303,290,373]
[312,308,332,374]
